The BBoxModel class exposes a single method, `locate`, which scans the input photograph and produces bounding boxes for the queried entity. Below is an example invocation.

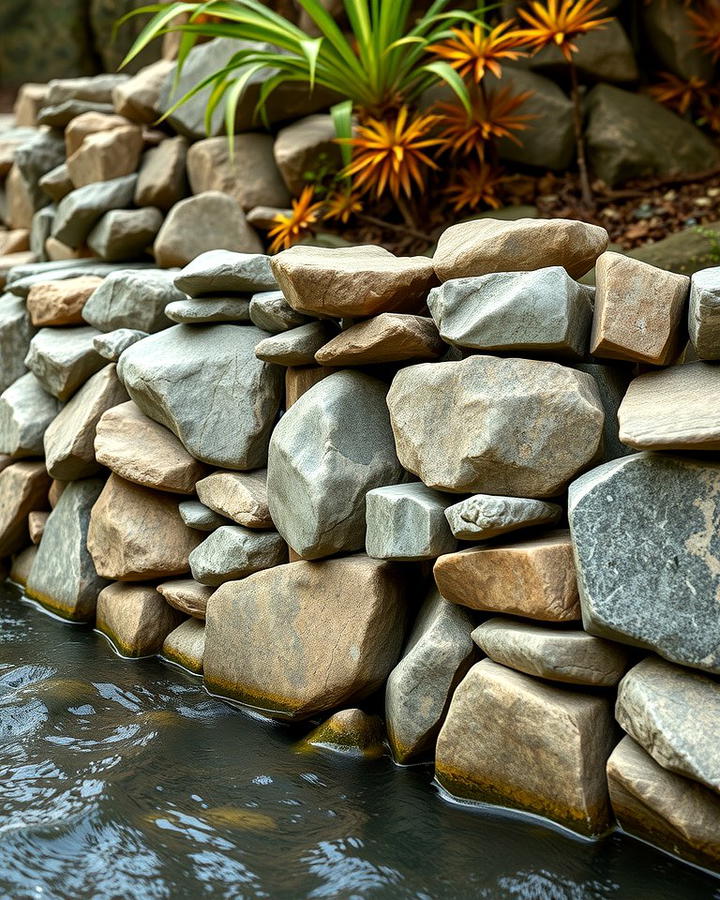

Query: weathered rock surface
[93,328,147,360]
[607,737,720,872]
[315,314,444,366]
[52,174,137,248]
[433,217,608,282]
[530,18,638,82]
[30,205,56,261]
[26,274,102,326]
[118,324,282,470]
[95,400,207,494]
[14,130,66,210]
[87,473,202,581]
[301,708,386,759]
[157,578,213,619]
[112,59,175,123]
[387,356,604,497]
[178,500,228,532]
[38,101,116,130]
[195,469,271,529]
[590,252,689,365]
[25,478,107,621]
[575,361,633,462]
[66,125,143,189]
[204,555,407,719]
[568,453,720,674]
[385,588,475,763]
[642,0,713,81]
[0,373,61,458]
[10,545,37,587]
[134,136,188,211]
[64,111,134,157]
[274,114,341,195]
[44,364,128,480]
[175,251,277,297]
[39,163,74,203]
[0,462,50,557]
[189,525,287,586]
[365,483,457,561]
[0,294,35,392]
[427,267,594,358]
[444,494,561,540]
[82,268,178,333]
[474,617,630,686]
[87,207,163,262]
[267,371,403,558]
[0,127,40,177]
[5,164,35,229]
[46,74,129,107]
[164,297,251,325]
[436,659,615,836]
[28,510,48,545]
[434,531,580,621]
[25,326,106,401]
[616,656,720,794]
[162,618,205,674]
[153,192,263,268]
[249,289,308,333]
[96,582,184,657]
[688,266,720,360]
[255,321,336,366]
[271,245,436,317]
[284,364,337,408]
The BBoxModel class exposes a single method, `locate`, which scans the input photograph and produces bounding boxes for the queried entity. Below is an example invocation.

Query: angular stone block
[365,482,457,561]
[96,582,184,657]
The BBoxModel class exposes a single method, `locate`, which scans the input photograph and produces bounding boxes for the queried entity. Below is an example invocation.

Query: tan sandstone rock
[26,275,103,327]
[162,618,205,674]
[285,365,337,408]
[157,578,213,620]
[10,545,37,586]
[67,125,144,188]
[195,469,272,529]
[28,510,49,545]
[315,314,444,366]
[65,112,136,157]
[0,461,50,556]
[112,59,175,123]
[96,582,184,657]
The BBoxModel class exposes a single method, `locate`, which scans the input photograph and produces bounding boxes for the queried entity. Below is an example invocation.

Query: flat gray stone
[616,656,720,794]
[189,525,287,586]
[444,494,562,540]
[25,478,108,622]
[157,578,213,619]
[46,74,129,107]
[82,269,180,334]
[178,500,228,532]
[52,175,138,248]
[385,587,475,763]
[118,324,282,470]
[174,250,276,297]
[428,267,594,358]
[473,617,631,686]
[689,266,720,360]
[24,326,106,401]
[248,289,309,333]
[267,370,404,559]
[365,482,457,561]
[165,297,251,325]
[93,328,148,360]
[255,321,336,366]
[87,207,163,262]
[0,294,35,392]
[387,356,604,497]
[569,452,720,674]
[195,469,271,529]
[6,260,153,297]
[162,618,205,674]
[0,372,61,458]
[37,100,116,129]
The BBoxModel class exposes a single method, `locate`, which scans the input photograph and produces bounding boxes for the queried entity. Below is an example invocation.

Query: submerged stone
[162,618,205,674]
[96,582,184,658]
[301,709,386,759]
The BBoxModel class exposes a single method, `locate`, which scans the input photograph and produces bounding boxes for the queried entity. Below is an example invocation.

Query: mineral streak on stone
[607,737,720,872]
[157,578,213,620]
[616,656,720,794]
[618,362,720,450]
[434,531,581,621]
[255,321,338,366]
[590,251,690,365]
[195,469,271,529]
[96,582,185,658]
[427,267,594,358]
[204,555,407,720]
[568,452,720,674]
[82,268,179,334]
[689,266,720,360]
[433,217,609,282]
[444,494,562,541]
[365,482,457,561]
[435,659,615,837]
[93,328,147,360]
[87,473,203,581]
[175,250,277,297]
[301,709,386,759]
[25,478,107,622]
[385,588,475,763]
[164,297,251,325]
[271,245,437,318]
[26,275,102,327]
[118,325,283,471]
[267,371,404,559]
[52,174,138,248]
[386,356,604,497]
[95,401,207,494]
[473,617,631,686]
[162,618,205,674]
[24,326,106,401]
[0,373,61,458]
[314,314,444,366]
[189,525,287,587]
[178,500,228,532]
[0,461,51,557]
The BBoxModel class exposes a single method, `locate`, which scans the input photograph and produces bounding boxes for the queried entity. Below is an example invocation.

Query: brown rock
[96,582,185,657]
[590,251,689,364]
[0,252,37,288]
[285,365,337,408]
[301,708,386,759]
[112,59,175,123]
[162,618,205,674]
[6,164,35,229]
[26,275,102,326]
[195,469,272,529]
[0,229,30,255]
[48,479,67,508]
[28,510,49,545]
[204,555,407,720]
[13,84,49,127]
[435,659,615,836]
[67,125,144,188]
[94,400,208,494]
[271,245,437,318]
[134,136,188,211]
[434,530,581,621]
[39,164,74,204]
[87,473,203,580]
[157,578,213,620]
[0,461,50,556]
[65,111,135,157]
[315,314,444,366]
[433,217,608,282]
[45,237,91,261]
[10,545,37,586]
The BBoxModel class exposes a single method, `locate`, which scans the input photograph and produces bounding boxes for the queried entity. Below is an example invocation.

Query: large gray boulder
[689,266,720,360]
[118,324,282,470]
[24,326,106,401]
[189,525,287,586]
[267,370,404,559]
[165,297,251,325]
[569,453,720,674]
[365,482,457,561]
[0,294,35,392]
[51,174,138,248]
[387,356,604,497]
[0,372,61,458]
[82,269,180,333]
[427,267,593,358]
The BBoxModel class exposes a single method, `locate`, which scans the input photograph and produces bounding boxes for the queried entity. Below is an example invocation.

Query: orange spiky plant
[688,1,720,62]
[515,0,614,206]
[648,73,710,116]
[427,19,527,81]
[445,162,506,212]
[436,87,536,161]
[267,187,324,253]
[323,189,364,225]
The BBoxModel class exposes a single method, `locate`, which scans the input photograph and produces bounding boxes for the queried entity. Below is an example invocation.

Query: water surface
[1,582,718,899]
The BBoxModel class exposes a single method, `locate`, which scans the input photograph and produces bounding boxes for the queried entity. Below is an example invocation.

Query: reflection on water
[1,582,719,900]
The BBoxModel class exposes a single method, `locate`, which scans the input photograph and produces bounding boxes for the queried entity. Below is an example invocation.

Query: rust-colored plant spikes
[515,0,613,60]
[445,163,505,212]
[267,187,323,253]
[428,20,527,82]
[688,2,720,63]
[436,88,535,160]
[323,189,364,224]
[648,73,709,115]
